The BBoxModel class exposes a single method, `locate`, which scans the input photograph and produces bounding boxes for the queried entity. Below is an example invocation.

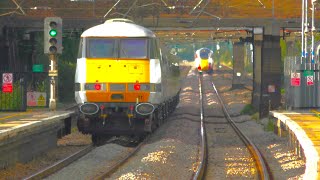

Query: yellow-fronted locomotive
[194,48,214,74]
[74,18,180,144]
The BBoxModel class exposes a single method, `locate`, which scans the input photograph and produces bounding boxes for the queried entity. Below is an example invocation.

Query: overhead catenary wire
[189,0,205,15]
[11,0,25,15]
[104,0,122,18]
[0,0,26,17]
[123,0,138,18]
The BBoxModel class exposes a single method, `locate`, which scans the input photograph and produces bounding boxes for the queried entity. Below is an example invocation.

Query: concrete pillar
[252,28,263,114]
[252,22,282,118]
[232,41,245,89]
[286,36,299,56]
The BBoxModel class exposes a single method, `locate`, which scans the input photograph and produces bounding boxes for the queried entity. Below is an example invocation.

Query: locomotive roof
[81,19,156,38]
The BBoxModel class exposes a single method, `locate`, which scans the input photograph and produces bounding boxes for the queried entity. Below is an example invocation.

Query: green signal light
[49,29,57,37]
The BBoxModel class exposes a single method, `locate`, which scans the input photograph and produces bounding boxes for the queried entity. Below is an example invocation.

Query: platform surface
[0,103,76,140]
[270,109,320,180]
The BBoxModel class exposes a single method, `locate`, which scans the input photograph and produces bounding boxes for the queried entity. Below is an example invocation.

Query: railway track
[215,66,253,91]
[21,66,271,179]
[93,135,150,179]
[24,136,148,179]
[193,72,271,179]
[24,145,95,180]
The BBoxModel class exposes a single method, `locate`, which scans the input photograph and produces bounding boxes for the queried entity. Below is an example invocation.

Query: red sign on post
[2,73,13,83]
[307,76,314,86]
[291,72,301,86]
[2,83,13,93]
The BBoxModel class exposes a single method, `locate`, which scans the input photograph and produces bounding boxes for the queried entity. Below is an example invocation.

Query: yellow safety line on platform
[0,110,32,121]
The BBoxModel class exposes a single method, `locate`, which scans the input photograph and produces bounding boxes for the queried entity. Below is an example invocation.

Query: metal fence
[0,71,49,111]
[0,72,27,111]
[284,56,320,109]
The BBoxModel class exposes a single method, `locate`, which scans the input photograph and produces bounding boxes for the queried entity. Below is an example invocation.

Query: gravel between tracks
[0,65,305,179]
[211,68,305,179]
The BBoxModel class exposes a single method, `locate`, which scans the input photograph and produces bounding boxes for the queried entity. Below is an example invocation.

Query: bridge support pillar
[232,42,245,89]
[252,25,282,118]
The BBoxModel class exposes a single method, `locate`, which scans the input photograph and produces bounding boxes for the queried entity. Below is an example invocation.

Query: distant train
[74,18,181,145]
[194,48,214,74]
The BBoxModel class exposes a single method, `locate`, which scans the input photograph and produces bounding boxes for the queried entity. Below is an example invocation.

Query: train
[74,18,181,145]
[194,47,214,74]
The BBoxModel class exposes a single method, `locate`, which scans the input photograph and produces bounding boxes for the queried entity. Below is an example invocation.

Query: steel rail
[24,145,94,180]
[211,81,271,180]
[193,73,207,180]
[93,135,150,180]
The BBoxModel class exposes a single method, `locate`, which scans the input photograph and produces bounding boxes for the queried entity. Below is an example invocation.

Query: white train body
[74,18,181,140]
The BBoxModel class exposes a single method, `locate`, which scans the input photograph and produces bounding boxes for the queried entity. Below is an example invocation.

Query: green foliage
[251,112,259,121]
[280,88,285,95]
[294,41,302,56]
[244,64,253,74]
[34,81,46,92]
[315,32,320,42]
[57,37,79,102]
[265,118,275,132]
[280,39,287,61]
[58,61,76,102]
[219,50,233,67]
[0,82,23,110]
[240,104,256,115]
[33,32,50,65]
[60,37,80,63]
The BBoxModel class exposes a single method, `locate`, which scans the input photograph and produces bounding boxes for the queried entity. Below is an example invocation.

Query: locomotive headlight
[85,83,104,90]
[135,103,155,115]
[80,103,99,115]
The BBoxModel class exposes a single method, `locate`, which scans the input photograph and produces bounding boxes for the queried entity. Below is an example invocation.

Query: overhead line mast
[301,0,305,63]
[301,0,317,65]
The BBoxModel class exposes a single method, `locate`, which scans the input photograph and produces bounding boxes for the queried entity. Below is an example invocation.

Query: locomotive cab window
[149,38,160,59]
[77,38,84,58]
[120,38,148,59]
[200,49,211,59]
[87,38,116,58]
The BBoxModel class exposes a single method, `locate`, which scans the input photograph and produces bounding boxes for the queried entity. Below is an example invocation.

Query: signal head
[49,21,57,28]
[49,29,57,37]
[44,17,62,54]
[49,38,57,45]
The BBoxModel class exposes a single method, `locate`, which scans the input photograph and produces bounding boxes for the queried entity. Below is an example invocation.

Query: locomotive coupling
[135,103,155,116]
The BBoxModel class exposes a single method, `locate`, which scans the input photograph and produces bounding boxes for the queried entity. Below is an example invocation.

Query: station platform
[270,110,320,179]
[0,103,76,138]
[0,103,77,168]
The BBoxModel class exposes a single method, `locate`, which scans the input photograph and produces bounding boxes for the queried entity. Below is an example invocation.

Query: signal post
[44,17,62,110]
